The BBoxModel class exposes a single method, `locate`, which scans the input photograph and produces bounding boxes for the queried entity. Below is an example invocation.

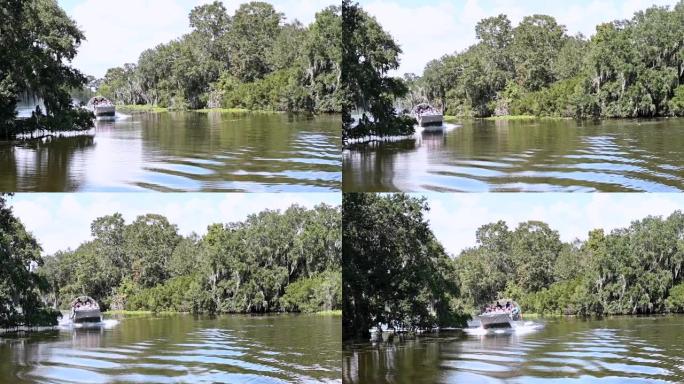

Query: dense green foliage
[407,2,684,118]
[341,1,416,143]
[344,194,684,339]
[39,205,341,315]
[456,212,684,317]
[342,193,466,340]
[100,2,342,113]
[0,0,93,138]
[0,195,60,328]
[666,283,684,312]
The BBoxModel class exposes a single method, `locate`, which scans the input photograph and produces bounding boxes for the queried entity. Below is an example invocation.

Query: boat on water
[86,96,116,119]
[412,103,443,127]
[69,296,102,323]
[476,299,521,329]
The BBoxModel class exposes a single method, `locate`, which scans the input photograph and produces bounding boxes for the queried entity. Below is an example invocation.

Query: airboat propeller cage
[70,295,102,323]
[477,299,521,329]
[481,299,519,312]
[86,96,115,117]
[411,103,443,127]
[70,295,100,308]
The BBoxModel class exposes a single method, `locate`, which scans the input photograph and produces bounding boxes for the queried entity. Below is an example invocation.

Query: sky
[57,0,335,77]
[416,193,684,256]
[8,193,340,255]
[358,0,681,75]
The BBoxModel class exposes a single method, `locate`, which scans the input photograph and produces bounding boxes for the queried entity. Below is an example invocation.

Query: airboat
[477,299,522,329]
[411,103,443,127]
[69,296,102,323]
[86,96,116,119]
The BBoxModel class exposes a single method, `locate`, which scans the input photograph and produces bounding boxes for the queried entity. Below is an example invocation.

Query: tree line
[342,193,684,340]
[1,195,341,329]
[458,212,684,318]
[99,1,343,113]
[0,0,93,139]
[0,194,60,328]
[405,2,684,118]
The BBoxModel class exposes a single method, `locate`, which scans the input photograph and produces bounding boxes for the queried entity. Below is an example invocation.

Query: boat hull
[477,313,513,329]
[71,309,102,323]
[93,105,116,117]
[417,114,443,127]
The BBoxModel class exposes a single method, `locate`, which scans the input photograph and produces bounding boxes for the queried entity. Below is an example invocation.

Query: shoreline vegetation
[341,0,417,145]
[99,1,342,116]
[1,0,94,139]
[343,193,684,340]
[117,105,264,114]
[117,105,341,115]
[2,0,342,139]
[408,2,684,121]
[1,194,341,330]
[444,114,571,123]
[102,309,342,316]
[343,1,684,146]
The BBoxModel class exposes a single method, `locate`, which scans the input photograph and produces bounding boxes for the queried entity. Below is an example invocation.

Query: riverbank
[444,114,571,122]
[315,310,342,316]
[103,309,342,316]
[118,105,295,114]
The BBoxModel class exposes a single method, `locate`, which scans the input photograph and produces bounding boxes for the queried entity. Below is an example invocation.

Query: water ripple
[344,119,684,192]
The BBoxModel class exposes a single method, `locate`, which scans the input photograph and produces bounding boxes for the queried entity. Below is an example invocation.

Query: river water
[0,111,340,192]
[0,313,341,383]
[343,316,684,383]
[343,118,684,192]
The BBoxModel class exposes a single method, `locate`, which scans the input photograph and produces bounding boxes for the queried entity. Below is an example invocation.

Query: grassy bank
[444,114,570,122]
[103,310,179,315]
[103,309,342,316]
[195,108,281,114]
[117,105,168,113]
[315,310,342,316]
[485,115,570,121]
[118,105,287,114]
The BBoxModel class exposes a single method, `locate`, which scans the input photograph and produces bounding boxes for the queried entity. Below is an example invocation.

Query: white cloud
[9,193,339,255]
[69,0,190,77]
[359,0,680,75]
[64,0,334,77]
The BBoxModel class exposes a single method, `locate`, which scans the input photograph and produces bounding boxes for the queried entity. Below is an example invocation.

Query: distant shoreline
[117,105,340,116]
[103,309,342,316]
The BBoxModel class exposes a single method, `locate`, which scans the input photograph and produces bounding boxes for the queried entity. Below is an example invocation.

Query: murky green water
[0,111,341,192]
[343,316,684,383]
[343,118,684,192]
[0,313,341,383]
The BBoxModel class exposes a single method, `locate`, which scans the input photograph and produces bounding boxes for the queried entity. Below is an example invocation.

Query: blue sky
[9,193,340,255]
[358,0,680,74]
[57,0,334,77]
[415,193,684,256]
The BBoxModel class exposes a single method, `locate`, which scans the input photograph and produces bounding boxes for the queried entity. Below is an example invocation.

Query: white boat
[476,299,521,329]
[86,96,116,119]
[69,296,102,323]
[412,103,443,127]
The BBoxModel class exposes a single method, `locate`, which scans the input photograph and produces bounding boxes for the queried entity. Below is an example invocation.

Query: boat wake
[416,122,460,134]
[464,321,544,336]
[58,317,119,330]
